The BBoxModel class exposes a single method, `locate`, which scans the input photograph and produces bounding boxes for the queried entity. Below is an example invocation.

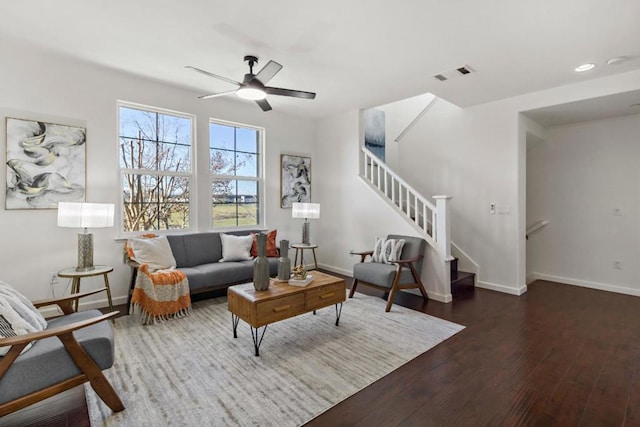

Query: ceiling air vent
[434,65,476,82]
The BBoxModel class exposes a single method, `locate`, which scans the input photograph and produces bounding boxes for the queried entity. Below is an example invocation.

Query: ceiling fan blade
[254,60,283,85]
[265,86,316,99]
[255,98,272,112]
[185,66,240,86]
[198,89,237,99]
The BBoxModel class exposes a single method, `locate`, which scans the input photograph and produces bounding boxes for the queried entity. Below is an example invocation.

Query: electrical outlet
[614,208,622,216]
[49,272,59,285]
[613,261,622,270]
[490,203,496,215]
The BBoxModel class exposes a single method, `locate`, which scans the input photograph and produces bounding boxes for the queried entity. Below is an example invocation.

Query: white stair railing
[361,146,451,259]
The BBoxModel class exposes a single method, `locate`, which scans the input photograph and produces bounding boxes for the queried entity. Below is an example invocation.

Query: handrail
[394,97,438,143]
[526,220,549,239]
[360,146,450,258]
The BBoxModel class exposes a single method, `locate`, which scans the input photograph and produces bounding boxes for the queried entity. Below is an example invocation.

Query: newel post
[433,195,453,260]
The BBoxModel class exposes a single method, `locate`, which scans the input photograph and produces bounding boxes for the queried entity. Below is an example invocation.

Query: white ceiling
[2,0,640,120]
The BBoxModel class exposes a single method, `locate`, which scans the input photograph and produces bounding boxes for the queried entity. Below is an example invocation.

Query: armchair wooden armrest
[0,311,118,349]
[351,250,374,263]
[0,310,123,416]
[388,254,424,266]
[32,288,108,315]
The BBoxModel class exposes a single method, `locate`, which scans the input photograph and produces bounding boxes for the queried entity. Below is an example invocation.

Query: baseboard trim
[528,272,640,297]
[39,295,128,318]
[476,281,527,296]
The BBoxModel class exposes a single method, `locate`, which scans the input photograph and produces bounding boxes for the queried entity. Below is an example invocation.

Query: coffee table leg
[335,303,343,326]
[231,314,240,338]
[251,325,268,357]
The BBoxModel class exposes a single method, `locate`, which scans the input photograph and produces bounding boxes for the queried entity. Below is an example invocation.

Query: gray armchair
[349,234,429,312]
[0,288,124,417]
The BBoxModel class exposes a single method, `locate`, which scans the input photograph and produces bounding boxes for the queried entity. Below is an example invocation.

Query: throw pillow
[382,238,405,264]
[219,233,254,262]
[250,230,279,257]
[0,281,47,331]
[372,237,386,263]
[127,236,177,271]
[371,238,405,264]
[0,281,48,356]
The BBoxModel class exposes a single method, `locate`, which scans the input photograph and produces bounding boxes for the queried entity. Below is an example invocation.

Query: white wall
[375,93,436,171]
[0,37,316,307]
[527,113,640,295]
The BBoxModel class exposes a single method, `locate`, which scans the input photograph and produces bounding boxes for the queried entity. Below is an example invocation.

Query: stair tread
[451,270,475,284]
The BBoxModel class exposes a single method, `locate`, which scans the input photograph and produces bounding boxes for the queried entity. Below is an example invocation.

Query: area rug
[86,293,465,426]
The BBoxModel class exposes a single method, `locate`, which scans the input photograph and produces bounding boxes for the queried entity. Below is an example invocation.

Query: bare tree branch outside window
[119,107,193,231]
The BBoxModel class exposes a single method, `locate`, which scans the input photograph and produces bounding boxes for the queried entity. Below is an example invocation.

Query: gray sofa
[128,230,278,304]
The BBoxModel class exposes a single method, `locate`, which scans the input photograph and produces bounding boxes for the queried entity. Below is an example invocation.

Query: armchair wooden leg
[59,332,124,413]
[349,279,358,298]
[385,276,402,312]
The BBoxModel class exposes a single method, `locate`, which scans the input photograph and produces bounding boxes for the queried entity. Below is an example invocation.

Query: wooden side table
[291,243,318,270]
[58,265,115,313]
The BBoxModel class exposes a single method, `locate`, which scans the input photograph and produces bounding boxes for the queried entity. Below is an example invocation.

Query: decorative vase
[253,233,270,291]
[277,240,291,281]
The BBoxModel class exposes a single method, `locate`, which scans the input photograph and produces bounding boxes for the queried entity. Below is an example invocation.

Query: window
[118,103,193,232]
[210,120,263,227]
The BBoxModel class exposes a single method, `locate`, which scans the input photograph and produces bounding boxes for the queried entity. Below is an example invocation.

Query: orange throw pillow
[250,230,279,257]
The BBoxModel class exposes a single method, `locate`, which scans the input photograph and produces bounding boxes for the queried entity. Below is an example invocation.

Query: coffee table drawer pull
[320,292,335,300]
[273,305,291,313]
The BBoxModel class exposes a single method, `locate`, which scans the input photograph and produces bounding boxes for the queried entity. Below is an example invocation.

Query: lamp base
[301,221,310,245]
[77,233,95,271]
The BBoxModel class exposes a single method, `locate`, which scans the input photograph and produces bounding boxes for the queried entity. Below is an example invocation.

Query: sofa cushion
[0,310,113,405]
[239,258,279,277]
[184,262,254,291]
[181,233,222,267]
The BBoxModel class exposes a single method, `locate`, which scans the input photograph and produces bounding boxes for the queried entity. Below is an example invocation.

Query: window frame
[209,118,265,230]
[117,100,196,236]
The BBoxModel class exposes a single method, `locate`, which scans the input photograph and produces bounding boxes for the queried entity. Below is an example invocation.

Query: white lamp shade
[57,202,115,228]
[292,202,320,219]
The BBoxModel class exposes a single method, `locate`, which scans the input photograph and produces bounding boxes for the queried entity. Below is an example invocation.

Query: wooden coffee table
[227,271,345,356]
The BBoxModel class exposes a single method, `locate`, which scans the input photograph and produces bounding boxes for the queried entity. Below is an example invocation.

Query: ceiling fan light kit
[237,86,266,100]
[187,55,316,111]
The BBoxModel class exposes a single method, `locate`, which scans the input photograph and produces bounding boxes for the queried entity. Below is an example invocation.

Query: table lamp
[292,202,320,245]
[57,202,115,271]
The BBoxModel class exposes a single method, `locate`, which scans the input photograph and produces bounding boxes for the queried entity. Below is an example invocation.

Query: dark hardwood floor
[4,277,640,426]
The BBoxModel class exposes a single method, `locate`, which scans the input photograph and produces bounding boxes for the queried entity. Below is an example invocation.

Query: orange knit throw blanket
[131,264,191,325]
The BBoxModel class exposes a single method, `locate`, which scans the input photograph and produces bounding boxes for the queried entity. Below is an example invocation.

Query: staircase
[361,146,476,296]
[449,257,476,295]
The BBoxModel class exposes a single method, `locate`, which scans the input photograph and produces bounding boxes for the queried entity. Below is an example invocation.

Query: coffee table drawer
[256,293,305,324]
[307,283,345,310]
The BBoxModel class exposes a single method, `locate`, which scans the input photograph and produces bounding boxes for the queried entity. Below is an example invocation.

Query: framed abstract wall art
[6,118,86,209]
[281,154,311,208]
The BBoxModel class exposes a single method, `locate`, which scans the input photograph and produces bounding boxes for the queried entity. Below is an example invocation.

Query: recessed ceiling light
[574,63,596,72]
[607,56,628,65]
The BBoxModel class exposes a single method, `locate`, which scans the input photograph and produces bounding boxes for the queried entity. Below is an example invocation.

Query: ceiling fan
[186,55,316,112]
